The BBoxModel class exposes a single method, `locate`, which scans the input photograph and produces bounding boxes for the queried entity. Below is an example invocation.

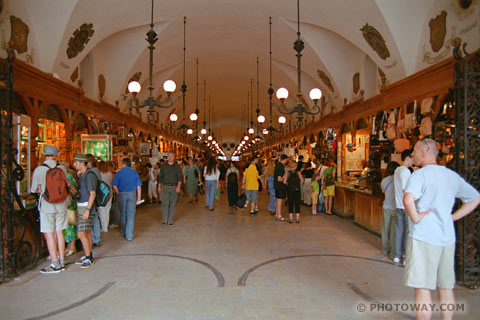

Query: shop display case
[81,134,113,161]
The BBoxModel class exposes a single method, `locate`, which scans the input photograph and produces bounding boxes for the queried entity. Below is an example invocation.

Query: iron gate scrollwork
[0,47,41,281]
[453,44,480,287]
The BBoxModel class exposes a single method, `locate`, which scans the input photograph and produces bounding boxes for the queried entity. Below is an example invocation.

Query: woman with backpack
[323,160,337,215]
[286,161,304,223]
[226,161,240,212]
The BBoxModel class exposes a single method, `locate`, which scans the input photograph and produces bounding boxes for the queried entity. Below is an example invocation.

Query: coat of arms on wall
[98,74,106,99]
[429,11,447,52]
[317,70,334,92]
[10,16,29,54]
[360,23,390,60]
[353,73,360,94]
[66,23,94,59]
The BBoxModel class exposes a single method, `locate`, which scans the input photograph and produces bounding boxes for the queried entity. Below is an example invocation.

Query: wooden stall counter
[333,181,383,235]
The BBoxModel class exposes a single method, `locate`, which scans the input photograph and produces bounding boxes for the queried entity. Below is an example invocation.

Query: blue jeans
[161,185,178,223]
[267,176,276,212]
[92,209,101,244]
[119,191,137,241]
[394,209,409,259]
[205,180,217,209]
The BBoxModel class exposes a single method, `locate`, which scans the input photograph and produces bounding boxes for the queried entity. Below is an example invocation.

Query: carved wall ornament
[70,67,79,83]
[378,67,389,89]
[429,11,447,52]
[10,16,29,54]
[317,70,334,92]
[360,23,390,60]
[98,74,106,99]
[353,72,360,94]
[66,23,94,59]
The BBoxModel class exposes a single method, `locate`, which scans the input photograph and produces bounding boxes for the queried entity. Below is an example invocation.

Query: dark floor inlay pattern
[98,253,225,287]
[25,281,115,320]
[238,254,393,286]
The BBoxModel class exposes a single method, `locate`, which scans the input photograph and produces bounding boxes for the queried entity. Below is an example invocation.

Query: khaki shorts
[404,237,455,290]
[323,185,335,197]
[40,210,68,233]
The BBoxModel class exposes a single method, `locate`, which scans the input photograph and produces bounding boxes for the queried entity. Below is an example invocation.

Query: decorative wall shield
[317,70,334,92]
[429,11,447,52]
[10,16,29,54]
[353,73,360,94]
[360,23,390,60]
[98,74,106,99]
[66,23,94,59]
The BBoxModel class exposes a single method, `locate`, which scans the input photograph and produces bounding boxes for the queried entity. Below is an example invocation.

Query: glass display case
[13,114,31,196]
[81,134,113,161]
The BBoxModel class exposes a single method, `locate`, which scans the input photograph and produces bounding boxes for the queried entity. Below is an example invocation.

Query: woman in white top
[97,161,113,232]
[381,161,400,257]
[203,157,220,211]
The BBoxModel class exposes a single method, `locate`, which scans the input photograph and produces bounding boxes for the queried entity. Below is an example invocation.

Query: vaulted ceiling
[3,0,479,145]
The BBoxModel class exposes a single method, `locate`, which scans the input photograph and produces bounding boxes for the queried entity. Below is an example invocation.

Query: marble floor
[1,191,478,320]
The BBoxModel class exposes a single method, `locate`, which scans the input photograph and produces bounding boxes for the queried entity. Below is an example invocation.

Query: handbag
[197,182,204,195]
[67,208,77,225]
[419,116,433,136]
[214,186,221,200]
[420,97,433,114]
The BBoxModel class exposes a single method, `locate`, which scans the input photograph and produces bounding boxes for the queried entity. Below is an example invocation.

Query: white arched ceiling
[4,0,479,145]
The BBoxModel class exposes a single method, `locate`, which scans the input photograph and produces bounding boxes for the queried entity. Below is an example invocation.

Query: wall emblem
[317,70,334,92]
[353,73,360,94]
[10,16,29,54]
[98,74,106,99]
[66,23,94,59]
[360,23,390,60]
[429,11,447,52]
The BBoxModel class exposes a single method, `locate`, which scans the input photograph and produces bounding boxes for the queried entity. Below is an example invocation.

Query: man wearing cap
[157,151,183,225]
[72,154,98,268]
[112,157,142,240]
[31,145,69,273]
[86,154,102,247]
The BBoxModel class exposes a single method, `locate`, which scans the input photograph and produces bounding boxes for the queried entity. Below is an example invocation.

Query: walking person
[226,161,240,212]
[31,145,69,273]
[380,161,400,257]
[322,160,336,215]
[263,159,276,215]
[286,161,303,223]
[86,154,102,247]
[112,158,142,240]
[242,156,261,216]
[273,155,289,221]
[146,163,158,205]
[393,149,414,264]
[97,160,113,233]
[72,154,98,269]
[157,151,183,224]
[218,159,227,193]
[403,139,480,320]
[183,157,201,203]
[203,157,219,211]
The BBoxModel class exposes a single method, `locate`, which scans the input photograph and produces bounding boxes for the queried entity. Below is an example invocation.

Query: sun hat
[73,154,88,162]
[43,145,60,156]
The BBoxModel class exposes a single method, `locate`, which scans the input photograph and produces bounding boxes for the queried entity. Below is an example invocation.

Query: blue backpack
[87,172,111,207]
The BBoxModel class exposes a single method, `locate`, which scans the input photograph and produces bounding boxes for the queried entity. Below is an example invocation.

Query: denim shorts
[245,190,258,202]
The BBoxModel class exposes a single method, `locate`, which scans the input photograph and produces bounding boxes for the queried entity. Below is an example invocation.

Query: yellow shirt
[244,164,260,190]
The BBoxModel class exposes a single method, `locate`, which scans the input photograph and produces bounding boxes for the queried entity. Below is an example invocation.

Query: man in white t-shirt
[403,139,480,320]
[393,149,414,264]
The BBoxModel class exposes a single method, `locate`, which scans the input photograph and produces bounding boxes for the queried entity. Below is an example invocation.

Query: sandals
[274,216,286,222]
[288,219,293,224]
[65,249,75,257]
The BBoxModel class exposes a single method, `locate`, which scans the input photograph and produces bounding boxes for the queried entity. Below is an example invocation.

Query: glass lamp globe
[187,129,193,135]
[208,135,213,141]
[200,128,207,135]
[278,116,287,124]
[244,135,249,141]
[128,81,141,94]
[257,115,265,123]
[276,87,289,100]
[309,88,322,100]
[163,80,176,93]
[248,128,254,134]
[169,113,178,122]
[190,113,198,121]
[263,129,269,134]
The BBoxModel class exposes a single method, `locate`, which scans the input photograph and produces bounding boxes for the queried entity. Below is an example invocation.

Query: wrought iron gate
[454,44,480,287]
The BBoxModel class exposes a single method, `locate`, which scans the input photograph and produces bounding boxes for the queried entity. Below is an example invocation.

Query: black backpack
[287,170,301,191]
[227,171,238,185]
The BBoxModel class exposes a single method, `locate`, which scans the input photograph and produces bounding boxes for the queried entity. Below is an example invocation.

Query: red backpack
[42,164,69,203]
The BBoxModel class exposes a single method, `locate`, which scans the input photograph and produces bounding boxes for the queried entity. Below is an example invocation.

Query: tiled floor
[1,191,479,319]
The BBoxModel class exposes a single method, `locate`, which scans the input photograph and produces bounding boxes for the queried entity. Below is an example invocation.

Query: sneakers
[80,258,94,269]
[40,264,63,274]
[393,257,401,264]
[75,256,87,265]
